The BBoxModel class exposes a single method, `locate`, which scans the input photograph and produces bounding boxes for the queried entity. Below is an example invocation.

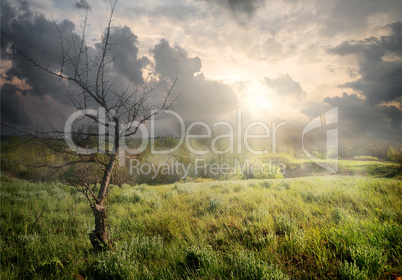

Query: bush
[387,146,402,167]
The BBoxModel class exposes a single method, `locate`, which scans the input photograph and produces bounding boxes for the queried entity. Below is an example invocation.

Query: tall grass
[1,175,401,279]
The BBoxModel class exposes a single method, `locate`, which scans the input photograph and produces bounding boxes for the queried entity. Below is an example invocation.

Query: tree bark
[89,154,117,250]
[89,204,111,250]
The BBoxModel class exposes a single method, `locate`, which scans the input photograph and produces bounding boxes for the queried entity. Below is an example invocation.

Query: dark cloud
[153,39,238,123]
[154,39,201,81]
[265,74,306,99]
[1,0,149,130]
[75,0,91,10]
[1,83,31,126]
[301,91,402,141]
[316,0,402,36]
[383,21,402,55]
[323,93,402,138]
[228,0,259,16]
[328,21,402,106]
[203,0,265,24]
[1,1,81,105]
[300,20,402,141]
[109,26,149,85]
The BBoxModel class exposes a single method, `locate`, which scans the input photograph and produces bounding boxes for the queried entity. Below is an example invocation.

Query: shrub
[387,146,402,169]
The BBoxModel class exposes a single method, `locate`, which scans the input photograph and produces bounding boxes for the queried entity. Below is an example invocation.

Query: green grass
[353,156,379,161]
[1,175,401,279]
[287,159,399,177]
[338,160,399,177]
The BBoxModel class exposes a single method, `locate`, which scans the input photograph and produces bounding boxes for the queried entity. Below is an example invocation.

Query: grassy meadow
[1,173,401,279]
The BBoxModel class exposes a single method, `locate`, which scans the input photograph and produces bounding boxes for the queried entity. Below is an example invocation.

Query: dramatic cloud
[299,21,402,140]
[154,39,201,81]
[265,74,306,100]
[153,39,238,123]
[1,0,401,142]
[329,21,402,105]
[0,1,150,130]
[109,26,149,85]
[323,93,402,138]
[1,1,81,105]
[0,83,31,126]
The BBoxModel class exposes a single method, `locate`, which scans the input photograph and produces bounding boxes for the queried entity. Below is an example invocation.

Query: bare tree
[1,2,177,249]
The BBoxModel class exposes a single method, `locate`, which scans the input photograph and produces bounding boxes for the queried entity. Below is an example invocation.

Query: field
[1,173,401,279]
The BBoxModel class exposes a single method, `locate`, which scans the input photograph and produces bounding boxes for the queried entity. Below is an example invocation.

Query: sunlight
[243,81,278,118]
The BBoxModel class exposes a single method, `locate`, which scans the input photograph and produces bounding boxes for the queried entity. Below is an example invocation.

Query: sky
[1,0,402,147]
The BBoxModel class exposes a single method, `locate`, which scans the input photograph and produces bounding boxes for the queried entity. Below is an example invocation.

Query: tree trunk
[89,203,111,250]
[89,154,117,250]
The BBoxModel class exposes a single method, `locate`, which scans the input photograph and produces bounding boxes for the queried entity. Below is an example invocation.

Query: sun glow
[242,81,279,118]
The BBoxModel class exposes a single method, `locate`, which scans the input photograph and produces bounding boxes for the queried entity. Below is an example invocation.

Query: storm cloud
[1,83,31,126]
[1,1,81,105]
[153,39,239,123]
[1,0,402,142]
[1,1,149,128]
[329,21,402,106]
[109,26,149,85]
[324,92,402,138]
[296,21,402,140]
